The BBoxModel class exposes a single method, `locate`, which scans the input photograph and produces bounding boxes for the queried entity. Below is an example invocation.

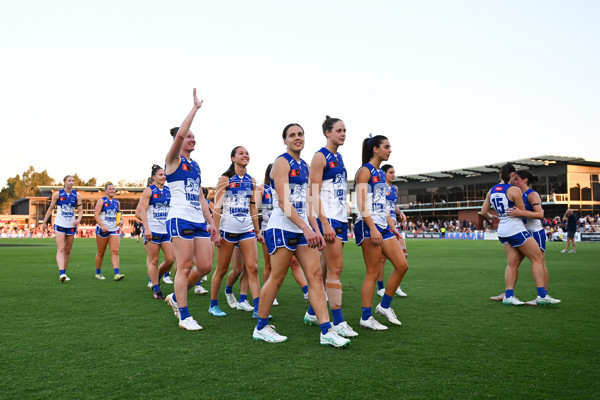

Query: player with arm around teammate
[506,170,560,305]
[42,175,83,282]
[252,123,350,348]
[480,164,559,306]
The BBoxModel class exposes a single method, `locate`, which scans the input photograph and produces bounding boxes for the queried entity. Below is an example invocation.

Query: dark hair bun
[170,127,179,137]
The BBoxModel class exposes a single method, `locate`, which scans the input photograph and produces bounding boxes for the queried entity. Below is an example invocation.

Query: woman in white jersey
[42,175,83,282]
[137,165,174,300]
[304,116,357,338]
[355,135,408,330]
[505,169,559,305]
[252,123,350,348]
[480,164,559,306]
[209,146,264,318]
[94,183,125,281]
[376,164,408,298]
[256,164,309,306]
[163,89,220,331]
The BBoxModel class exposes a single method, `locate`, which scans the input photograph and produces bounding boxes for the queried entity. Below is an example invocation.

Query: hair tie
[369,133,373,138]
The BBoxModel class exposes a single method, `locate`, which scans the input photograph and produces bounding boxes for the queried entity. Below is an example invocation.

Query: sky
[1,0,599,189]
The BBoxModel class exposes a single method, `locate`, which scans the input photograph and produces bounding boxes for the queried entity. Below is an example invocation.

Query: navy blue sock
[505,289,514,298]
[302,285,308,295]
[307,304,315,316]
[210,299,219,308]
[362,307,372,320]
[331,308,344,325]
[195,281,202,286]
[253,297,259,312]
[114,268,120,275]
[225,285,233,294]
[59,269,66,275]
[152,284,160,293]
[377,280,384,290]
[179,306,190,320]
[320,322,332,335]
[381,294,393,308]
[257,317,269,330]
[537,287,547,298]
[96,268,101,274]
[239,294,248,303]
[172,293,177,303]
[163,272,170,278]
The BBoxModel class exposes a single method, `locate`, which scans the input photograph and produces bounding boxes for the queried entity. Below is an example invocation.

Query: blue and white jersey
[55,189,78,228]
[356,163,388,229]
[261,184,274,231]
[98,196,119,231]
[523,188,543,232]
[318,147,347,223]
[220,173,254,233]
[147,184,171,234]
[489,184,527,237]
[386,184,398,220]
[166,155,205,224]
[267,153,309,233]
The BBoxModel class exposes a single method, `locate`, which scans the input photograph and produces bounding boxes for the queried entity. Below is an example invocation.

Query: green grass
[1,238,598,399]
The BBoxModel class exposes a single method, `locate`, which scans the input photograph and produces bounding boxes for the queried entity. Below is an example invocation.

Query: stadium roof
[396,155,593,182]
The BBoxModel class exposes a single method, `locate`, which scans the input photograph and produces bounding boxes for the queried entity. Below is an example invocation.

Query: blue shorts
[166,218,210,240]
[317,219,348,243]
[96,226,119,238]
[220,230,256,244]
[354,220,395,246]
[498,231,532,247]
[264,228,308,254]
[54,225,76,235]
[146,232,171,244]
[530,230,546,252]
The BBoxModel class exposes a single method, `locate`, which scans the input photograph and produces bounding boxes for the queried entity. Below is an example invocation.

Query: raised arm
[165,88,203,173]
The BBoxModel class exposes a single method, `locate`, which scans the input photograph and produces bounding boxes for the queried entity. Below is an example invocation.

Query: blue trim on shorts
[530,230,546,252]
[264,228,308,254]
[498,231,531,247]
[316,219,348,243]
[96,226,119,238]
[54,225,76,235]
[354,220,395,246]
[166,218,210,240]
[220,230,256,244]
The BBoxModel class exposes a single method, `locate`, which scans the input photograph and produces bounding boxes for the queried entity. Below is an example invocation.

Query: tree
[72,173,97,186]
[0,166,55,213]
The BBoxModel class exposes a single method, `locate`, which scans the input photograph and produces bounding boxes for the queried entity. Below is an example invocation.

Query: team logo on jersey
[329,161,338,168]
[265,193,271,199]
[290,169,300,177]
[229,193,250,222]
[59,197,66,201]
[289,183,307,216]
[153,193,161,198]
[230,182,240,188]
[333,173,347,206]
[185,178,201,207]
[372,176,381,183]
[104,202,111,207]
[182,163,191,171]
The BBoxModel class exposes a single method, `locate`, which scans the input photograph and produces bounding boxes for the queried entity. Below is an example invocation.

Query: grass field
[1,238,598,400]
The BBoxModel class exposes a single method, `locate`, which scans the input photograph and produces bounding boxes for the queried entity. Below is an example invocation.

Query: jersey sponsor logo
[494,186,503,191]
[182,163,191,171]
[264,193,271,199]
[372,176,380,183]
[153,193,161,198]
[290,169,300,177]
[59,197,66,201]
[104,203,111,207]
[329,161,338,168]
[230,182,240,188]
